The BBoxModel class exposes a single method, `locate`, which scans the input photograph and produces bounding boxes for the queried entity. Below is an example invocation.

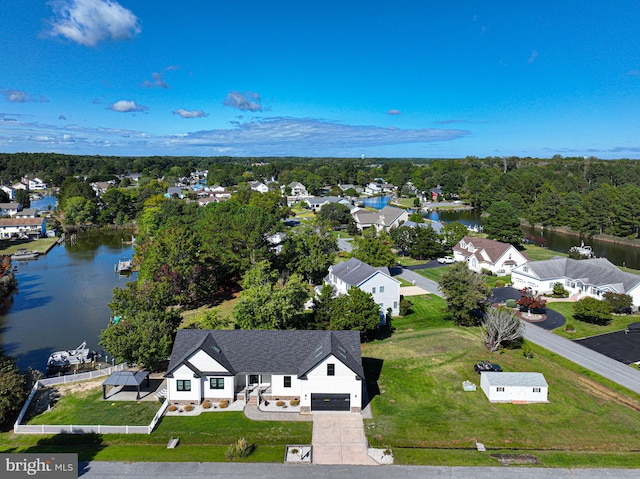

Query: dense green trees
[0,348,27,426]
[483,201,523,244]
[351,230,396,268]
[439,262,491,326]
[573,297,613,325]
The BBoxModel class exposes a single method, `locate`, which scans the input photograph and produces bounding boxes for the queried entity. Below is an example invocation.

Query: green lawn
[0,237,58,255]
[547,301,639,339]
[363,295,640,467]
[521,244,568,261]
[25,382,160,426]
[415,266,448,282]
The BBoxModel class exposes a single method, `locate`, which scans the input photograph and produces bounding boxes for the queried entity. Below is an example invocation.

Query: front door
[249,374,259,386]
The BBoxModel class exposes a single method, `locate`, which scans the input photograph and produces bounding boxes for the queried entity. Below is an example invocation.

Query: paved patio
[103,378,166,402]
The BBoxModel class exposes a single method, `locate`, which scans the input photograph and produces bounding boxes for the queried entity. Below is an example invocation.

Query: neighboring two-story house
[324,257,401,317]
[453,236,529,275]
[351,205,408,233]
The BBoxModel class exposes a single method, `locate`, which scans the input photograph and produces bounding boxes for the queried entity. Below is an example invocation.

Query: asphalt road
[522,322,640,394]
[79,462,640,479]
[396,268,444,297]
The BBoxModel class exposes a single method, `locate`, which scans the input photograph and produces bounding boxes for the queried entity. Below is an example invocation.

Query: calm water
[362,195,392,209]
[0,233,135,371]
[431,210,640,270]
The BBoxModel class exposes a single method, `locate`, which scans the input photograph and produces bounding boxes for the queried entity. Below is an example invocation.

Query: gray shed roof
[329,257,392,287]
[103,370,149,387]
[482,372,548,387]
[166,330,364,379]
[525,257,640,293]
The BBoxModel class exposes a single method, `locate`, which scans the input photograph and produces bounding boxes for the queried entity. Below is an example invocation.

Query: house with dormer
[453,236,529,275]
[165,329,364,413]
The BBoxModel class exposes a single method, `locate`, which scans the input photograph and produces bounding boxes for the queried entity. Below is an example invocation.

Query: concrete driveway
[312,413,377,465]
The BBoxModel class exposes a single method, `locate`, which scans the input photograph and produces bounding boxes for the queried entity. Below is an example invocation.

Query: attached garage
[311,393,351,411]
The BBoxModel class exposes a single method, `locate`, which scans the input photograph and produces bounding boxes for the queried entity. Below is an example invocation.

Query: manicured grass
[547,301,639,339]
[521,244,567,261]
[26,383,160,426]
[390,198,416,209]
[397,256,430,267]
[415,266,448,282]
[362,296,640,465]
[0,237,58,255]
[397,277,413,287]
[482,275,511,288]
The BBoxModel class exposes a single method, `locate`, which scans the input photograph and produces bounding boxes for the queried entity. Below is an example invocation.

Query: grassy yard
[180,296,239,328]
[26,382,159,426]
[0,237,58,255]
[415,266,448,282]
[363,295,640,467]
[521,244,567,261]
[547,301,639,339]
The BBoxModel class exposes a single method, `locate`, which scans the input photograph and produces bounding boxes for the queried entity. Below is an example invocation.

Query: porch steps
[246,395,259,406]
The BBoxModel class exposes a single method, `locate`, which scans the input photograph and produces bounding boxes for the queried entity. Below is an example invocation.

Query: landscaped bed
[362,294,640,467]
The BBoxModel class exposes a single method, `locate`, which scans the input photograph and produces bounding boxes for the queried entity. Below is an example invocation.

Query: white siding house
[165,330,364,413]
[351,205,408,233]
[0,217,46,238]
[480,372,548,403]
[325,257,401,317]
[453,236,529,275]
[511,257,640,308]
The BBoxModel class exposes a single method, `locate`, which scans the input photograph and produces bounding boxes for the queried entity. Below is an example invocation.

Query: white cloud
[108,100,148,113]
[47,0,141,47]
[387,109,402,115]
[527,50,539,64]
[2,89,29,103]
[223,91,263,112]
[172,109,208,119]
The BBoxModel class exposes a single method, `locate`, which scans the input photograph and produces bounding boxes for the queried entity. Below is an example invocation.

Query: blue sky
[1,1,640,159]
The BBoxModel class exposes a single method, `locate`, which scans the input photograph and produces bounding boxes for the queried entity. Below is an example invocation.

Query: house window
[393,301,398,309]
[533,387,541,393]
[177,380,191,391]
[210,378,224,389]
[380,285,385,293]
[372,287,376,294]
[327,364,335,376]
[284,376,292,388]
[523,266,529,273]
[496,387,505,392]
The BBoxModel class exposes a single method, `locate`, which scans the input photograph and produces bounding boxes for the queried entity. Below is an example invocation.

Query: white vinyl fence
[14,363,169,435]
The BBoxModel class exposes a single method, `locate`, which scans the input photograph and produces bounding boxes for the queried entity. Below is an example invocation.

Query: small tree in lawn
[603,292,633,314]
[439,262,491,326]
[481,307,524,352]
[517,287,547,313]
[573,297,613,325]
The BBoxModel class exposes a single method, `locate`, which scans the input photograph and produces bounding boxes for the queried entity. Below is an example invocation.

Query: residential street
[79,462,640,479]
[396,268,443,297]
[522,322,640,395]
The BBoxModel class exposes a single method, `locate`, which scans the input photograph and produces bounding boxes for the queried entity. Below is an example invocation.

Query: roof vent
[211,345,220,353]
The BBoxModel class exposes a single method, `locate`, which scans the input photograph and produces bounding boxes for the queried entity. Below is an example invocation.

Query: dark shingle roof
[166,330,364,379]
[329,257,391,286]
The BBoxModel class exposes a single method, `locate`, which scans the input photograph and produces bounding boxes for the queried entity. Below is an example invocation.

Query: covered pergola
[102,370,150,400]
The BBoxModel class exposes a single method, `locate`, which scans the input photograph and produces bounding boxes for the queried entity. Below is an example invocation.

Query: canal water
[362,195,392,209]
[432,210,640,270]
[0,232,135,371]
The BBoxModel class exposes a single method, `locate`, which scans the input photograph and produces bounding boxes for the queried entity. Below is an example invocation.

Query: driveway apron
[312,413,376,465]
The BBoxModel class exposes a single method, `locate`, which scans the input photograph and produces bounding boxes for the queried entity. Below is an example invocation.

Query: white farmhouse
[480,372,548,403]
[165,329,364,413]
[453,236,529,275]
[325,257,400,317]
[511,257,640,307]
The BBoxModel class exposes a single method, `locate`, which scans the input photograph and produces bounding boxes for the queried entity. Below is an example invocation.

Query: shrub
[290,399,300,406]
[552,282,569,298]
[276,400,285,407]
[219,399,229,409]
[603,292,633,314]
[167,404,178,412]
[564,322,576,332]
[494,280,505,288]
[573,297,612,325]
[522,346,534,359]
[184,404,193,412]
[505,299,517,308]
[202,400,212,409]
[399,298,412,316]
[225,437,255,461]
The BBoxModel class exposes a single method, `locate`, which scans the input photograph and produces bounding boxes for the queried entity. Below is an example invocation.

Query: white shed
[480,372,548,403]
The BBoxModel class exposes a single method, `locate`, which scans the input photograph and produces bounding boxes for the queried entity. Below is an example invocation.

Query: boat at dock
[569,243,596,258]
[46,341,94,369]
[115,258,132,274]
[11,248,39,260]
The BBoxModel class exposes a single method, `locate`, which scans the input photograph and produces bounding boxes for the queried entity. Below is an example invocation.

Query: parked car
[437,256,455,264]
[474,361,502,374]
